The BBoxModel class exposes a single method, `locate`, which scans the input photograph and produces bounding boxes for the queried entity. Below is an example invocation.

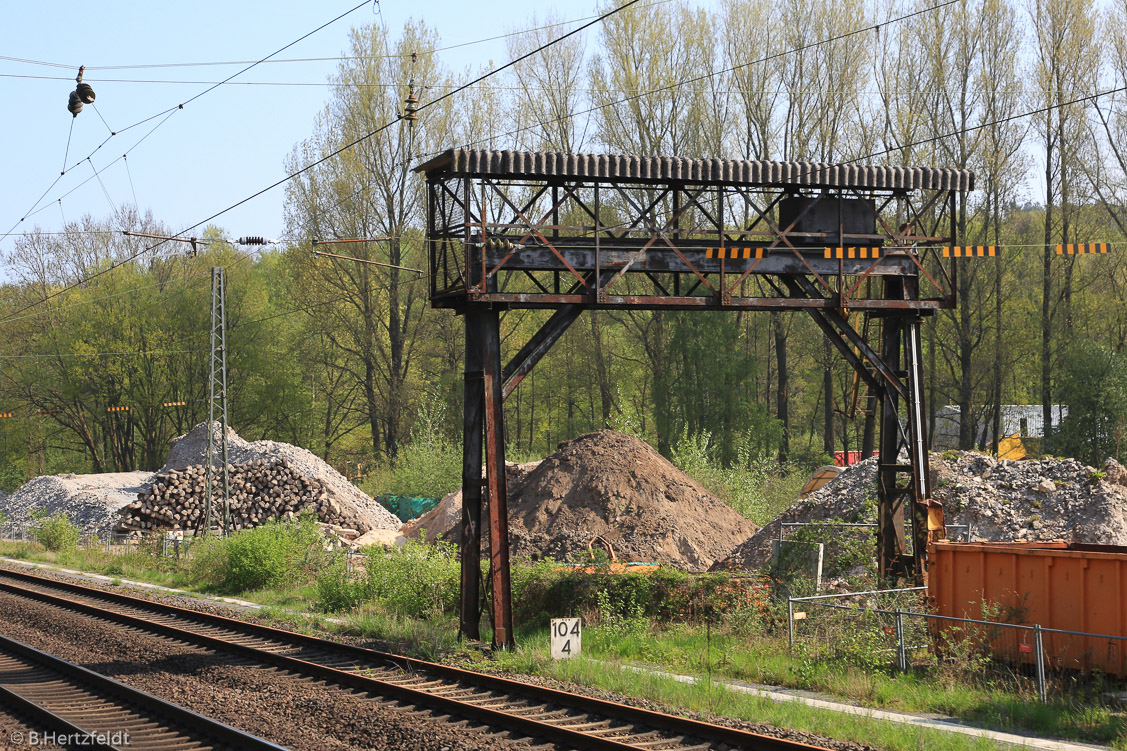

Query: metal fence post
[1034,624,1047,703]
[787,598,795,649]
[895,609,907,672]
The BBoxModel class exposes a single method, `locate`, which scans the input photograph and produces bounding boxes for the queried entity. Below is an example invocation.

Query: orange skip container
[928,540,1127,676]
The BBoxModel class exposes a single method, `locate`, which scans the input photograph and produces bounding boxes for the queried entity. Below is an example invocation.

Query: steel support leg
[459,311,485,641]
[877,311,907,579]
[482,309,515,649]
[903,307,945,578]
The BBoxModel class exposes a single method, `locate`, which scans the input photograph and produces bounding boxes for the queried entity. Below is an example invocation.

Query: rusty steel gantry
[416,149,974,648]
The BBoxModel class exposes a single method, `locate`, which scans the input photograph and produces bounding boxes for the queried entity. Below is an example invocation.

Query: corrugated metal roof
[415,149,975,191]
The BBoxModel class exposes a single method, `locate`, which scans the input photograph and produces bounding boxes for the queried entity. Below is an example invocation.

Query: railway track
[0,628,286,751]
[0,567,830,751]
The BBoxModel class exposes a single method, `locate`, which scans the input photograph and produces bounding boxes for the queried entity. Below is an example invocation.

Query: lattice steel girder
[418,150,971,312]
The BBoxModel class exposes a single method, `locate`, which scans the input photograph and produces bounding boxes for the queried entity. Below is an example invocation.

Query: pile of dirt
[714,452,1127,571]
[401,462,540,543]
[0,471,155,537]
[408,430,757,571]
[508,430,758,570]
[159,422,399,531]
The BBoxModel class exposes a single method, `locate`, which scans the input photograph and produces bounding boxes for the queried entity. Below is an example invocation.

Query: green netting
[376,495,441,522]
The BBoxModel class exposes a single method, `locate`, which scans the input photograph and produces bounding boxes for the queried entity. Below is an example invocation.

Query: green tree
[1053,341,1127,465]
[285,21,456,461]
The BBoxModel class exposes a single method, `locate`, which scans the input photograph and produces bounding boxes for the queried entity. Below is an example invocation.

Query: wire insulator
[237,236,266,245]
[482,238,523,251]
[404,89,418,122]
[67,90,83,117]
[76,83,96,104]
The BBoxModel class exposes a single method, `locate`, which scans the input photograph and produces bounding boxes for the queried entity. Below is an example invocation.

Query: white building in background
[931,404,1068,450]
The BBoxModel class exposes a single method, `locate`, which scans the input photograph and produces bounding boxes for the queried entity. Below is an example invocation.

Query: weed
[190,512,330,594]
[30,510,79,552]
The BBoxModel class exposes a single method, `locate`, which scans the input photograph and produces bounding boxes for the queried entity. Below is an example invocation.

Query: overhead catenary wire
[0,0,648,326]
[311,246,423,273]
[123,154,139,208]
[0,3,673,72]
[61,119,74,174]
[90,103,114,135]
[12,107,181,228]
[7,69,1125,104]
[88,158,116,214]
[1,0,371,244]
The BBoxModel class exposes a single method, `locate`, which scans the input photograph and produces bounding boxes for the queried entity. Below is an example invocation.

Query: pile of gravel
[0,472,154,538]
[160,422,399,531]
[0,422,399,539]
[714,452,1127,571]
[117,459,375,535]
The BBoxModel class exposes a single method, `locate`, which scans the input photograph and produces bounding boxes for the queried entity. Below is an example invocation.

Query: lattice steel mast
[201,267,231,537]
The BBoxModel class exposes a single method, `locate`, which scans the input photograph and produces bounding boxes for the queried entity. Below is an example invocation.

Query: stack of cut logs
[115,459,368,534]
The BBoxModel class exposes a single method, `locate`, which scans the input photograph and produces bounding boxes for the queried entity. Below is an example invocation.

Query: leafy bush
[190,512,329,593]
[672,430,808,525]
[384,395,461,498]
[316,536,460,617]
[1052,340,1127,465]
[30,510,79,552]
[360,536,459,618]
[315,558,364,612]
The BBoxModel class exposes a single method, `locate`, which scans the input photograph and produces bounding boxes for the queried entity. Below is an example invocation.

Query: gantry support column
[876,276,943,583]
[459,310,485,641]
[877,309,907,580]
[903,275,945,575]
[482,309,515,649]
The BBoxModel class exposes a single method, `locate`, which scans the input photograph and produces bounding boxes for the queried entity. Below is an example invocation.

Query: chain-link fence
[787,588,1127,701]
[773,523,972,591]
[3,529,192,559]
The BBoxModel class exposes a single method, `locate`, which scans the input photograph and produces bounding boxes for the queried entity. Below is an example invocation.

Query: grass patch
[3,533,1124,749]
[460,625,996,751]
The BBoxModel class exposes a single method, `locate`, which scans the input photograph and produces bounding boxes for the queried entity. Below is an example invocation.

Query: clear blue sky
[0,1,634,267]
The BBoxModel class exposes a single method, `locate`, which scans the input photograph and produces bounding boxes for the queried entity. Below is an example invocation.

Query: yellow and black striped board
[106,406,130,413]
[706,247,766,259]
[824,247,882,259]
[1056,243,1109,255]
[942,246,996,257]
[162,401,187,407]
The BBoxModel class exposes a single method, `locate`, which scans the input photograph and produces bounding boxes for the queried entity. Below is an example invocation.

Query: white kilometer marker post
[550,618,581,660]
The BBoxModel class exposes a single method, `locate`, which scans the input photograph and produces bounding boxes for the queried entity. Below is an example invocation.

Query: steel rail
[0,630,287,751]
[0,567,829,751]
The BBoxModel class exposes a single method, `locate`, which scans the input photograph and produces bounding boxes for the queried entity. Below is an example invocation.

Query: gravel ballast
[0,592,513,751]
[0,564,880,751]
